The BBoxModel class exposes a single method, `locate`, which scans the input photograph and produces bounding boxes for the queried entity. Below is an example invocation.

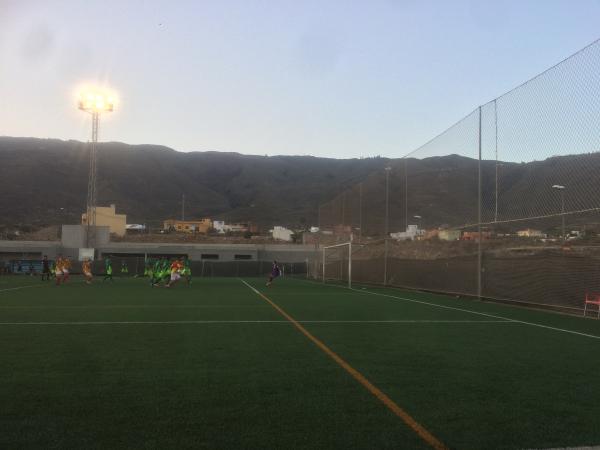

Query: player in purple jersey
[266,261,280,287]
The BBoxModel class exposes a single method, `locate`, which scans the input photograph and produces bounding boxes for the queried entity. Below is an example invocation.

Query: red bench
[584,292,600,318]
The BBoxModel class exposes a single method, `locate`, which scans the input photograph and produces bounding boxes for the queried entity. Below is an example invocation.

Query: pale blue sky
[0,0,599,158]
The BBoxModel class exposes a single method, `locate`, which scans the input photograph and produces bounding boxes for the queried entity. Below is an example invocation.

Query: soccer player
[121,260,128,276]
[55,255,64,286]
[151,258,161,286]
[62,257,72,283]
[165,258,182,288]
[41,255,51,281]
[152,257,168,287]
[266,261,281,287]
[82,258,93,284]
[161,258,171,285]
[182,257,192,286]
[103,257,114,282]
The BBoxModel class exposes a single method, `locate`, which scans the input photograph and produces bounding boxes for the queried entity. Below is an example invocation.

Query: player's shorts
[63,269,69,275]
[42,268,50,274]
[55,270,63,276]
[84,271,92,277]
[170,273,181,282]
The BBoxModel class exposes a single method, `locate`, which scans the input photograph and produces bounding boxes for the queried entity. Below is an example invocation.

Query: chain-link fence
[315,39,600,314]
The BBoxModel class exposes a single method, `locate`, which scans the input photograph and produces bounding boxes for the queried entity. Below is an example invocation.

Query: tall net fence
[315,39,600,313]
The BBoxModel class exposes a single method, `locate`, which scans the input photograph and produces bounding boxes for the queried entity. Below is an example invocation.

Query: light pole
[552,185,566,242]
[383,166,391,285]
[78,89,115,248]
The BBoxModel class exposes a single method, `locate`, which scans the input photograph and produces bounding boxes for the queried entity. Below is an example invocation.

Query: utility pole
[384,166,391,285]
[358,182,363,243]
[552,185,566,242]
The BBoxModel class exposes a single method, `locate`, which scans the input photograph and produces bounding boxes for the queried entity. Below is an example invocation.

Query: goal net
[322,241,352,287]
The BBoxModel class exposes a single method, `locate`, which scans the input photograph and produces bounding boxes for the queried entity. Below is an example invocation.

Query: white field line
[0,304,269,309]
[0,284,46,293]
[353,286,600,340]
[526,446,600,450]
[301,280,600,340]
[0,319,517,326]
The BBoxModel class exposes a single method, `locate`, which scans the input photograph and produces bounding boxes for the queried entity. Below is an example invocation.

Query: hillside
[0,137,390,230]
[2,136,599,235]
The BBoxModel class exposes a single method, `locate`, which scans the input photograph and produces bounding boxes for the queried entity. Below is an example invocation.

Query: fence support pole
[348,234,352,289]
[477,106,483,300]
[322,247,325,283]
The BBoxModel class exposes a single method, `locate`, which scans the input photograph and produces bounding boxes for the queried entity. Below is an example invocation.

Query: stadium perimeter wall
[0,240,317,264]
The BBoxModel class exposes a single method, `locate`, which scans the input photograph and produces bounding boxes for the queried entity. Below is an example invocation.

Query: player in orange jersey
[82,258,93,284]
[55,255,64,286]
[165,258,183,288]
[62,257,72,283]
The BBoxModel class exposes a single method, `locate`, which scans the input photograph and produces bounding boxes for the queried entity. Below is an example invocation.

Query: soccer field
[1,276,599,449]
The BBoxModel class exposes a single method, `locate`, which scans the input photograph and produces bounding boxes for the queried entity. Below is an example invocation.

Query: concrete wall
[61,225,110,249]
[0,241,61,261]
[97,242,317,262]
[0,239,317,263]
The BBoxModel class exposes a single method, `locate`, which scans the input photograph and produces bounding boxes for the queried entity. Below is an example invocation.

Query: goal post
[322,239,352,288]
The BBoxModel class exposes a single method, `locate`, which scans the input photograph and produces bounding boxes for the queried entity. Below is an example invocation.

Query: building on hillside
[228,223,249,233]
[126,224,146,233]
[391,225,423,241]
[163,218,212,234]
[81,204,126,237]
[517,229,546,238]
[213,220,226,234]
[272,226,294,242]
[461,231,492,241]
[438,229,461,241]
[422,229,439,240]
[211,221,259,234]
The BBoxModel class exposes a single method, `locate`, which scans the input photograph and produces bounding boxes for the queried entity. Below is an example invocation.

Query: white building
[438,229,461,241]
[517,229,546,238]
[272,226,294,242]
[213,220,226,234]
[390,225,424,241]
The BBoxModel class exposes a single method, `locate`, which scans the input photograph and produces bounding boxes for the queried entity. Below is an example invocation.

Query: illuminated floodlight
[77,85,117,248]
[78,88,116,113]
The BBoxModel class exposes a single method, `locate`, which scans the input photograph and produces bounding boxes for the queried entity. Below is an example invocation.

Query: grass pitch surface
[1,275,599,449]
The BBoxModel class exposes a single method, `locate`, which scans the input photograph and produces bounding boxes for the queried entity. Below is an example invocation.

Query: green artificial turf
[1,275,599,449]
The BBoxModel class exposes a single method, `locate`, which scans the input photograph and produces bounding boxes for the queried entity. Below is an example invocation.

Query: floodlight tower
[78,90,115,248]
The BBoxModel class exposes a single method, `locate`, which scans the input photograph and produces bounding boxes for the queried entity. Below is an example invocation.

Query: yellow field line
[240,279,448,450]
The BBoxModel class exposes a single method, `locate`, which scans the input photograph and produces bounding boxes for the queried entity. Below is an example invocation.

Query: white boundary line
[0,284,46,293]
[302,280,600,341]
[0,304,270,309]
[350,287,600,340]
[0,319,516,326]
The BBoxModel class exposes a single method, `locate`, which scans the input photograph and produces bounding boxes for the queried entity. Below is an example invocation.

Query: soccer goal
[322,240,353,288]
